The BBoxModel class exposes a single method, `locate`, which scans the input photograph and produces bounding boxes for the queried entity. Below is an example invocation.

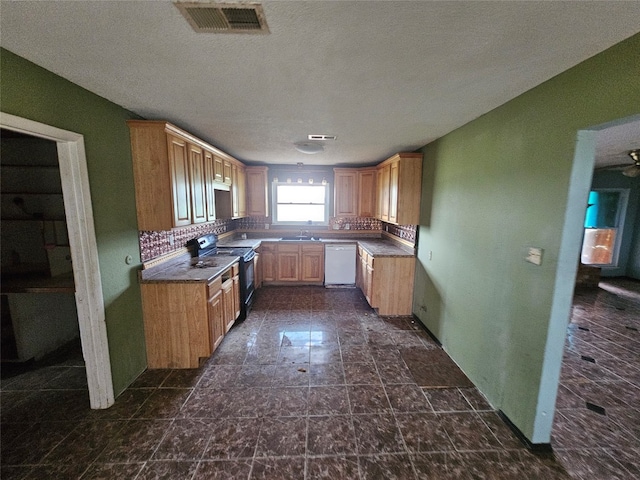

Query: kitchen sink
[279,236,321,241]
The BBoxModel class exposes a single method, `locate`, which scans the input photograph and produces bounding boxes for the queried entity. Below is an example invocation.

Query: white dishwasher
[324,243,357,286]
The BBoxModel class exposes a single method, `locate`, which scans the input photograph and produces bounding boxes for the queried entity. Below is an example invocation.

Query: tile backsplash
[139,217,416,262]
[139,219,235,262]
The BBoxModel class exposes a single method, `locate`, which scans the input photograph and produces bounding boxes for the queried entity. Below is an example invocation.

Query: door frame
[1,112,114,409]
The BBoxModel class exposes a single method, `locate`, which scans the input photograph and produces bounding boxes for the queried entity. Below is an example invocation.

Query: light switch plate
[526,247,543,266]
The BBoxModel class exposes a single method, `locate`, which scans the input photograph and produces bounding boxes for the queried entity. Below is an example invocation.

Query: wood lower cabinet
[260,243,277,282]
[208,277,224,352]
[358,251,415,316]
[277,244,300,282]
[140,282,210,368]
[140,263,240,369]
[260,242,324,285]
[301,244,324,283]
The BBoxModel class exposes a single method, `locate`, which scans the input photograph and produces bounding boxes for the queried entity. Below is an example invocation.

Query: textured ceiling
[1,0,639,166]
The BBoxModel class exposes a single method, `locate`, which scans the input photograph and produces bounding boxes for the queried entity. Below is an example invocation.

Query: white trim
[1,112,114,409]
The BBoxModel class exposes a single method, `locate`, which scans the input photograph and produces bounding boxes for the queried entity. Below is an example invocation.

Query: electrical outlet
[526,247,543,266]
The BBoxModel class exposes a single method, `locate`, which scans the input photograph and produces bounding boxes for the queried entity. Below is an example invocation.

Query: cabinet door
[254,252,262,289]
[246,166,269,217]
[188,144,207,224]
[232,264,241,320]
[237,165,247,218]
[204,150,217,221]
[213,155,224,183]
[358,169,377,217]
[261,244,276,282]
[364,264,374,306]
[334,169,358,216]
[388,160,399,224]
[378,163,390,222]
[208,289,224,352]
[301,246,324,283]
[167,134,192,227]
[277,244,300,282]
[222,278,235,332]
[223,160,232,185]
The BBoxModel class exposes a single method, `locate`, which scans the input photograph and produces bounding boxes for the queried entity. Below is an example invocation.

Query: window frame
[580,188,629,267]
[271,181,331,226]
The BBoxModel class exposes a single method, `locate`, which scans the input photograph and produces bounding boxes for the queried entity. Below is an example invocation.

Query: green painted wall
[1,48,146,396]
[413,34,640,443]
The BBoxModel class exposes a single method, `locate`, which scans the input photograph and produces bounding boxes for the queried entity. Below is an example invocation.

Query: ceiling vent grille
[175,2,269,34]
[308,134,337,141]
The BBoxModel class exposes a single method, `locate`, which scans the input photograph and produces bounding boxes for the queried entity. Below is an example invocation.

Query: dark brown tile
[477,412,524,449]
[136,461,198,480]
[341,344,375,363]
[554,448,634,479]
[375,361,415,385]
[306,456,359,480]
[309,363,345,386]
[193,460,252,479]
[21,462,90,480]
[271,364,310,387]
[308,385,350,415]
[424,388,472,412]
[307,415,357,455]
[310,345,342,364]
[352,414,405,454]
[161,369,202,388]
[256,416,307,457]
[359,454,416,480]
[197,365,243,389]
[44,420,127,465]
[202,418,262,459]
[153,418,215,460]
[438,412,502,451]
[97,419,172,462]
[348,384,391,414]
[80,462,145,480]
[129,369,172,388]
[277,346,310,365]
[412,452,473,480]
[250,457,305,479]
[343,362,381,385]
[0,421,77,465]
[179,388,232,418]
[265,386,309,416]
[385,384,432,413]
[236,365,275,387]
[396,411,454,453]
[134,388,192,419]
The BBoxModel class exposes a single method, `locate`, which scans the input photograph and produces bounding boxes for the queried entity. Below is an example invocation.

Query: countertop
[139,253,240,284]
[219,236,415,257]
[140,235,414,284]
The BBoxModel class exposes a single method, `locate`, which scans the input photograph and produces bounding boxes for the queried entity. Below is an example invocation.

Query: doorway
[0,112,114,409]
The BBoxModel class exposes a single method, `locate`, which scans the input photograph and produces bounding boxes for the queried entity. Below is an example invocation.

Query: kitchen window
[272,182,330,225]
[580,189,628,266]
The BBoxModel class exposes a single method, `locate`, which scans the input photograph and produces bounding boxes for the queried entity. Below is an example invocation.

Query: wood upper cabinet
[223,159,232,186]
[377,153,422,225]
[301,244,324,283]
[357,168,377,217]
[246,166,269,217]
[168,134,192,228]
[232,163,246,218]
[334,168,358,216]
[203,150,217,221]
[188,143,207,224]
[378,163,390,222]
[213,155,224,183]
[128,120,247,230]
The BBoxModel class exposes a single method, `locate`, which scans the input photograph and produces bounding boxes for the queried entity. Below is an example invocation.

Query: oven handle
[244,249,256,262]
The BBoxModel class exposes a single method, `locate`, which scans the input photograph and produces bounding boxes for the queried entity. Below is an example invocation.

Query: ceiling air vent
[175,2,269,34]
[308,134,337,141]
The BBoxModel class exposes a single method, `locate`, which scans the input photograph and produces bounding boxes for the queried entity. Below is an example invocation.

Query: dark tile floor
[1,280,638,479]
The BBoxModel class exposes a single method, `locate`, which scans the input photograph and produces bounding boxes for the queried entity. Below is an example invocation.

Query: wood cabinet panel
[222,278,235,333]
[260,243,277,282]
[301,244,324,283]
[204,150,217,221]
[277,244,300,282]
[358,253,415,316]
[357,168,377,217]
[246,166,269,217]
[188,143,207,224]
[168,134,192,227]
[376,153,422,226]
[232,164,246,218]
[208,287,224,352]
[223,160,232,185]
[334,169,358,216]
[140,282,210,369]
[214,155,224,183]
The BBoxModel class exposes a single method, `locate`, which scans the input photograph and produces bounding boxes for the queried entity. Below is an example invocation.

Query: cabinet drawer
[301,243,323,253]
[278,243,301,254]
[208,277,222,299]
[260,242,277,253]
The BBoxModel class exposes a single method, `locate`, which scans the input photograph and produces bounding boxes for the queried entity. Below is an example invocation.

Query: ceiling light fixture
[622,149,640,177]
[294,142,324,154]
